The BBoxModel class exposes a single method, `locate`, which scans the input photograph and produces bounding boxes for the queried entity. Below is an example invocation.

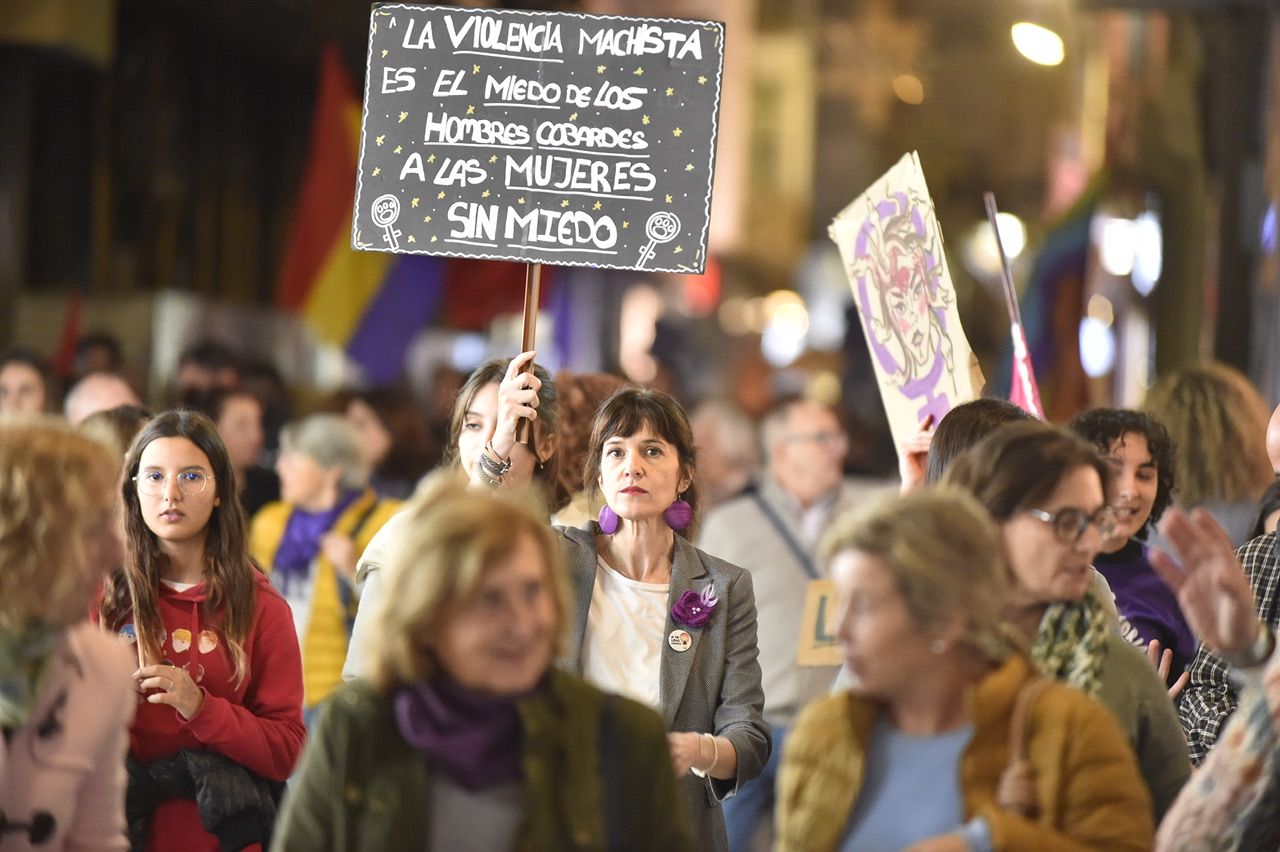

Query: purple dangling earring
[663,493,693,532]
[598,504,620,534]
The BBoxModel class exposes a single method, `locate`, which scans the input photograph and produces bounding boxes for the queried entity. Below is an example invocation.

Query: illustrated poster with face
[830,151,983,450]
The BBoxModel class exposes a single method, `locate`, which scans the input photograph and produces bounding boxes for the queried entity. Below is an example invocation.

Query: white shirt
[581,555,669,712]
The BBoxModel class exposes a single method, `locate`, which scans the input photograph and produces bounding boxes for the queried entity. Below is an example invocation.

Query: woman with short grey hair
[248,413,402,721]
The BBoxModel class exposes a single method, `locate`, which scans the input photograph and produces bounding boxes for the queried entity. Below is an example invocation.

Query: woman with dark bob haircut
[1070,408,1193,689]
[943,421,1189,819]
[98,410,305,851]
[554,387,769,852]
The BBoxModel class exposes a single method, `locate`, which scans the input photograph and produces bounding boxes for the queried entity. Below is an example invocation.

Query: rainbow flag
[276,44,443,384]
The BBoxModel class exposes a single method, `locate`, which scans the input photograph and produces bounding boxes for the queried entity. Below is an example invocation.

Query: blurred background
[2,0,1277,476]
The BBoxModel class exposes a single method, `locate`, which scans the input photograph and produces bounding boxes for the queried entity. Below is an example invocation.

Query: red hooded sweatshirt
[119,570,305,852]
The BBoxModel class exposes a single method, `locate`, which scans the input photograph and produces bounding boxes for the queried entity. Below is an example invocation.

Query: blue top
[840,715,976,852]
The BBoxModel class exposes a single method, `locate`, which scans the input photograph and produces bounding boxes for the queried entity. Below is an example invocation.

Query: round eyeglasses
[133,470,214,498]
[1025,505,1117,544]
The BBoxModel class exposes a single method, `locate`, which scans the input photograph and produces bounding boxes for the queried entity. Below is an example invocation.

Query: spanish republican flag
[276,44,443,384]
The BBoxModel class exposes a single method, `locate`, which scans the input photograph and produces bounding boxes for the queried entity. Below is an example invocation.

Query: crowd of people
[2,336,1280,851]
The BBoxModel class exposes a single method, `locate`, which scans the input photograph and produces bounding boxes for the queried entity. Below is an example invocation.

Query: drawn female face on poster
[879,216,940,377]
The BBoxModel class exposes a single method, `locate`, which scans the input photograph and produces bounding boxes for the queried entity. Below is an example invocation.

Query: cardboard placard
[796,579,843,667]
[829,152,982,450]
[353,3,725,273]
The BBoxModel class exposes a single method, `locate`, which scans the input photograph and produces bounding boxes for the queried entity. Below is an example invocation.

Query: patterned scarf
[0,624,62,730]
[1031,587,1110,698]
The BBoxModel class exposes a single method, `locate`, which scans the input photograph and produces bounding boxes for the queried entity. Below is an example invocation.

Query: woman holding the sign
[555,386,769,852]
[343,352,564,681]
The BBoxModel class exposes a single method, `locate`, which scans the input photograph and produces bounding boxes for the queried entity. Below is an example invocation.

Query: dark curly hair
[1069,408,1176,536]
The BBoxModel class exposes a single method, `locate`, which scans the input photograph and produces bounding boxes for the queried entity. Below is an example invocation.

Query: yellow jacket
[776,653,1155,852]
[250,489,400,708]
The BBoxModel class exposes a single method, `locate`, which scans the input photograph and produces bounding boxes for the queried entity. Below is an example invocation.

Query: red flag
[52,289,84,379]
[1009,320,1045,419]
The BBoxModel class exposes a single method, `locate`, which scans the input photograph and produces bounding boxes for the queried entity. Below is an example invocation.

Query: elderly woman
[777,488,1154,851]
[273,476,693,851]
[556,386,769,852]
[943,421,1190,818]
[342,353,562,681]
[249,414,400,717]
[1,420,136,850]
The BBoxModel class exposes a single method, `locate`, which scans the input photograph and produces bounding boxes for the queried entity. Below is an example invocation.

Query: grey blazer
[557,523,771,852]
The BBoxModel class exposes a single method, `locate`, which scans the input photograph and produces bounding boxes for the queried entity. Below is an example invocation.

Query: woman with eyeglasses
[943,421,1190,819]
[98,410,305,851]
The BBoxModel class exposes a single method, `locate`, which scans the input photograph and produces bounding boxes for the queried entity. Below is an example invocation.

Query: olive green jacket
[271,669,694,852]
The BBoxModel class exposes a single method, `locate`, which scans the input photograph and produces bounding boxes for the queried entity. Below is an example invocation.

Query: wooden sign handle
[514,262,542,446]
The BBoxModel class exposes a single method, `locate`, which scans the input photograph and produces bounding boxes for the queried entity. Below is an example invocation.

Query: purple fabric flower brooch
[671,584,719,629]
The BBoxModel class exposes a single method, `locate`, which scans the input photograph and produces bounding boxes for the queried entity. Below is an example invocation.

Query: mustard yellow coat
[249,490,400,708]
[776,653,1155,852]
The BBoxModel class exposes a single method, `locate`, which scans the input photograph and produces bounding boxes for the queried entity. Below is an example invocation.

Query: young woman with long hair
[99,410,305,852]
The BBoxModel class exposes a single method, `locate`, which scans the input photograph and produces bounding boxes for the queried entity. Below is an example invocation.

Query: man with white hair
[697,396,893,851]
[63,371,141,425]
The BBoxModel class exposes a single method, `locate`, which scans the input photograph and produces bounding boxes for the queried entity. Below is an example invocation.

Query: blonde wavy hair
[0,419,118,630]
[1143,362,1273,506]
[819,486,1016,663]
[368,473,571,691]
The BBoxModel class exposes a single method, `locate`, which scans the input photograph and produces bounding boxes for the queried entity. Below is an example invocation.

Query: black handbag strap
[751,492,820,580]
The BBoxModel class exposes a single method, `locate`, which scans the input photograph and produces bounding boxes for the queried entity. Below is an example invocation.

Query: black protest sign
[353,4,724,273]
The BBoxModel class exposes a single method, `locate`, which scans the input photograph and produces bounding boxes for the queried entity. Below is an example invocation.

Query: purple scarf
[394,675,539,792]
[271,489,362,589]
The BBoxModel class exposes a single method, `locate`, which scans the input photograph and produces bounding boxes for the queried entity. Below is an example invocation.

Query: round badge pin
[668,629,692,652]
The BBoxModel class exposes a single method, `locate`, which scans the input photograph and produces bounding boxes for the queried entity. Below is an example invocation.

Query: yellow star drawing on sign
[488,154,498,163]
[641,115,650,125]
[381,49,388,58]
[473,64,480,74]
[596,65,606,73]
[560,199,570,208]
[466,105,476,115]
[622,221,629,229]
[427,154,436,163]
[431,235,438,242]
[685,163,695,171]
[697,75,707,85]
[569,112,578,121]
[437,190,446,199]
[423,215,432,223]
[517,197,526,204]
[376,134,385,146]
[672,127,683,137]
[665,194,673,203]
[481,189,491,198]
[398,111,408,122]
[372,167,381,176]
[393,145,402,154]
[407,235,416,243]
[665,87,674,97]
[592,201,602,210]
[633,67,644,76]
[411,197,420,208]
[673,246,683,254]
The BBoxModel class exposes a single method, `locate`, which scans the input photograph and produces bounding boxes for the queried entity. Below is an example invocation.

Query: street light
[1012,21,1065,66]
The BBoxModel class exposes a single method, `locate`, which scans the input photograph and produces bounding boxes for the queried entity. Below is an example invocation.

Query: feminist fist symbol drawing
[372,194,402,250]
[637,211,681,267]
